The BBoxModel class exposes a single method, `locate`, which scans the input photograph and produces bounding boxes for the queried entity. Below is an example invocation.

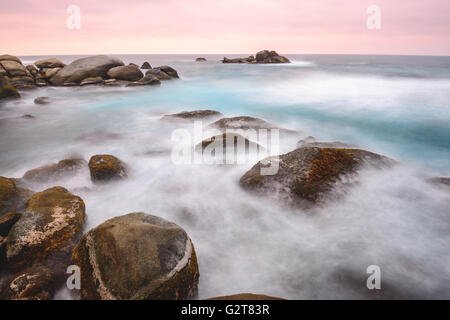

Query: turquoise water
[1,54,449,299]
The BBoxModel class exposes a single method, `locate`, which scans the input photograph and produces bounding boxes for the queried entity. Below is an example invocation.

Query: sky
[1,0,449,56]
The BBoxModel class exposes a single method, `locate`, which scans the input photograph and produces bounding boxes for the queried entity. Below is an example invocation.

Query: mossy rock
[0,265,55,300]
[0,212,21,236]
[0,84,20,100]
[240,147,393,208]
[6,186,85,269]
[88,154,127,183]
[22,158,87,183]
[71,212,199,300]
[0,176,19,216]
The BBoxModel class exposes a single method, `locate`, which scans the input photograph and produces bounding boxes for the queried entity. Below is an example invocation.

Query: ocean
[1,54,449,299]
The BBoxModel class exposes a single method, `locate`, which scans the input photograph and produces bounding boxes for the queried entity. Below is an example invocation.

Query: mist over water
[1,54,450,299]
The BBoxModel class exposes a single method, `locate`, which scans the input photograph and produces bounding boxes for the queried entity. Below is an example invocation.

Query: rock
[80,76,104,86]
[145,68,171,81]
[34,58,65,69]
[127,74,161,86]
[0,265,55,300]
[9,76,35,88]
[0,60,28,77]
[0,235,6,268]
[25,65,38,77]
[6,186,85,269]
[297,139,356,149]
[0,65,7,77]
[88,155,127,182]
[0,77,20,100]
[240,147,393,208]
[34,96,52,105]
[71,212,199,300]
[107,65,143,81]
[0,55,22,64]
[20,114,35,119]
[141,62,152,69]
[155,66,179,79]
[207,293,285,300]
[162,110,223,121]
[223,50,290,64]
[22,158,87,183]
[210,116,277,131]
[428,177,450,189]
[0,212,21,236]
[43,67,61,79]
[35,80,47,87]
[50,55,124,86]
[196,57,207,62]
[195,133,263,157]
[0,177,19,216]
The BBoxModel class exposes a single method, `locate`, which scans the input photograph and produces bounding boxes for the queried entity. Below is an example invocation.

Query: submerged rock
[88,154,127,182]
[107,65,143,81]
[196,57,207,62]
[50,55,124,86]
[6,186,85,269]
[71,212,200,300]
[22,158,87,183]
[141,62,152,69]
[162,110,223,121]
[428,177,450,189]
[196,132,264,155]
[0,265,56,300]
[240,147,393,208]
[33,96,52,105]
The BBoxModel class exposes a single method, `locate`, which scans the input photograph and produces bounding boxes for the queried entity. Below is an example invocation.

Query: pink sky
[1,0,450,56]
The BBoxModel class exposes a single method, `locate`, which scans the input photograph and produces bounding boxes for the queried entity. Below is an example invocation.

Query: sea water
[0,54,449,299]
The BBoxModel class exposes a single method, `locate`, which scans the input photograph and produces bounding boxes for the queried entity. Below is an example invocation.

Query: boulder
[145,68,171,80]
[71,212,199,300]
[141,62,152,69]
[0,55,22,64]
[22,158,87,183]
[25,65,38,77]
[9,76,35,88]
[0,265,55,300]
[50,55,124,86]
[35,80,47,87]
[33,96,52,105]
[196,57,207,62]
[195,133,263,157]
[0,77,20,100]
[0,212,21,236]
[80,76,104,86]
[107,65,143,81]
[43,67,61,79]
[207,293,285,300]
[155,66,179,78]
[34,58,65,69]
[0,60,28,77]
[0,176,19,216]
[210,116,277,131]
[127,74,161,87]
[6,186,85,269]
[297,139,356,149]
[88,154,127,182]
[255,50,290,63]
[240,147,393,208]
[0,65,7,77]
[162,110,223,121]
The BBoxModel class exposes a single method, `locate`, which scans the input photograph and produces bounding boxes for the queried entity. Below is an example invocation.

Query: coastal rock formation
[207,293,285,300]
[240,147,393,208]
[107,65,143,81]
[0,212,21,236]
[22,158,87,183]
[0,55,22,64]
[34,58,65,69]
[0,55,35,89]
[145,68,171,80]
[0,265,56,300]
[223,50,290,64]
[80,76,104,86]
[71,212,200,300]
[50,55,124,86]
[162,110,223,121]
[127,74,161,86]
[155,65,179,79]
[196,57,207,62]
[6,186,85,269]
[88,154,127,182]
[141,62,152,69]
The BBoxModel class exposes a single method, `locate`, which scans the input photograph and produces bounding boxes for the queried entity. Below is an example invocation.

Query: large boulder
[0,265,55,300]
[255,50,290,63]
[162,110,223,121]
[50,55,124,86]
[71,212,200,300]
[145,68,171,81]
[22,158,87,183]
[240,147,393,207]
[6,186,85,269]
[0,60,28,77]
[88,154,127,182]
[0,55,22,64]
[107,65,143,81]
[34,58,65,69]
[155,66,179,79]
